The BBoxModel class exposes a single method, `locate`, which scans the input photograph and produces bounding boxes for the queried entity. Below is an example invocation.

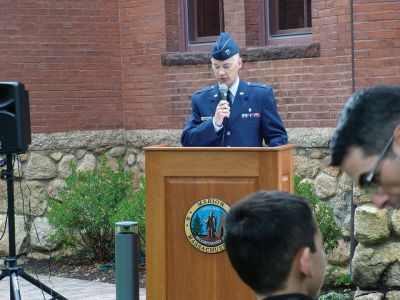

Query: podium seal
[184,197,230,254]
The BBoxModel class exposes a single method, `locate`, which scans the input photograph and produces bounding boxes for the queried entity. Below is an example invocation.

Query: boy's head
[224,191,326,299]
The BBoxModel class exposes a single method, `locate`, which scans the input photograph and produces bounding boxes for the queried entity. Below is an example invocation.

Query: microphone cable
[16,154,55,300]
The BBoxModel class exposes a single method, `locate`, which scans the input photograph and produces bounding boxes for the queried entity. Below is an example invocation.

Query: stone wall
[0,128,391,295]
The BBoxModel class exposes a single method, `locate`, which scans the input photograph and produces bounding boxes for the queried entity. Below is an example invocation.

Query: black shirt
[262,293,315,300]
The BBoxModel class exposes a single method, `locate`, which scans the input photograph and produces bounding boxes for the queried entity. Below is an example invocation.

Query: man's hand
[214,100,231,126]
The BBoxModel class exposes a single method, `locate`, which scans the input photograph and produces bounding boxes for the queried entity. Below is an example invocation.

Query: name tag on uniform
[241,113,260,119]
[201,116,212,121]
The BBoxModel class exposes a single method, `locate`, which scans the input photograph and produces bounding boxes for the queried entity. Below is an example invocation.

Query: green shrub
[294,175,342,253]
[110,175,146,247]
[47,156,145,261]
[325,266,352,287]
[319,291,352,300]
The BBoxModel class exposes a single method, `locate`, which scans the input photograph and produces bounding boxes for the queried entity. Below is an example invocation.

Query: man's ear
[394,125,400,144]
[237,57,243,70]
[393,125,400,154]
[299,247,312,278]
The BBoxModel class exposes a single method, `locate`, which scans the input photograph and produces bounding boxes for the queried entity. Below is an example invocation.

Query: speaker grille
[0,82,31,154]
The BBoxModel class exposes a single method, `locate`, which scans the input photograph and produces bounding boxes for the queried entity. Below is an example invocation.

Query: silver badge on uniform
[201,117,212,121]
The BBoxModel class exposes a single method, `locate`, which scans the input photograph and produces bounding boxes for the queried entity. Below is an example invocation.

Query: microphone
[219,84,228,101]
[219,84,229,123]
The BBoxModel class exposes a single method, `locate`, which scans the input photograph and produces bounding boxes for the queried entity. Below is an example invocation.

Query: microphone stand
[221,117,229,147]
[0,153,68,300]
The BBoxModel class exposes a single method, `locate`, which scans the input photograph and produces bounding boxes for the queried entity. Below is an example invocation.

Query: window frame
[179,0,224,52]
[260,0,312,46]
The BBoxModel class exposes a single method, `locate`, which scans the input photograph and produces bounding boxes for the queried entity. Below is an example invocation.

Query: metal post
[5,153,21,300]
[115,221,139,300]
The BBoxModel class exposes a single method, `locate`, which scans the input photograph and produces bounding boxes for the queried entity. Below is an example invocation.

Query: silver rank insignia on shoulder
[240,92,244,95]
[214,94,218,98]
[249,108,252,112]
[201,116,212,121]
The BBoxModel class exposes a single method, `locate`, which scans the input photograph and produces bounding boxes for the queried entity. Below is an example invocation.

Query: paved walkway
[0,275,146,300]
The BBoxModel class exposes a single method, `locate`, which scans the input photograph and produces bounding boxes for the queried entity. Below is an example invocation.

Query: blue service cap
[210,32,240,61]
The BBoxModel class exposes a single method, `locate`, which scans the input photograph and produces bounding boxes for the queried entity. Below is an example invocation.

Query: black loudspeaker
[0,82,31,154]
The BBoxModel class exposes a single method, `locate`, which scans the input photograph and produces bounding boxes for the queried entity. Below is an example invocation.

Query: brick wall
[244,0,260,46]
[119,0,170,129]
[119,0,383,130]
[164,0,180,52]
[353,0,400,88]
[273,0,354,127]
[0,0,399,133]
[0,0,122,133]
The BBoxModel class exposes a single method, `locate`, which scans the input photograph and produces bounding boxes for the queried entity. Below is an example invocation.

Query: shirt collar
[229,76,240,98]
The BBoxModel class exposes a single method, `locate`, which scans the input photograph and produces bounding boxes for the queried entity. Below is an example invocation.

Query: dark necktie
[227,90,233,106]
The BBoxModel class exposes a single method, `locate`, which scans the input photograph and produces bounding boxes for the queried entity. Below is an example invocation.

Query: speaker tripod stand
[0,153,68,300]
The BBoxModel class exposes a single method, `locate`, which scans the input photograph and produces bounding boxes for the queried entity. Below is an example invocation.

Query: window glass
[186,0,224,46]
[269,0,311,37]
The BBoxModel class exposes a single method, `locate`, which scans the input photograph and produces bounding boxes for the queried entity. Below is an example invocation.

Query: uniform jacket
[181,80,288,147]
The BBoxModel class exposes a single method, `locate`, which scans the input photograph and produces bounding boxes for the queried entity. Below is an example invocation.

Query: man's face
[341,146,400,208]
[211,55,242,87]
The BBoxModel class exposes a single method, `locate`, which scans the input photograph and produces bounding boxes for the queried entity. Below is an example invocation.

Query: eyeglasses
[358,135,394,193]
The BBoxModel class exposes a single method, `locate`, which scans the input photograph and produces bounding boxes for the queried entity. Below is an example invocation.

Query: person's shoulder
[193,85,215,96]
[245,82,272,90]
[244,82,274,97]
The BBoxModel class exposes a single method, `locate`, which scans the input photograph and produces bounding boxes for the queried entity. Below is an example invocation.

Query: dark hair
[224,191,316,295]
[330,84,400,166]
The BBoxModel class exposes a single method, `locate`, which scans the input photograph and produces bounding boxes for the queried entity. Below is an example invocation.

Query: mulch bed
[17,255,146,288]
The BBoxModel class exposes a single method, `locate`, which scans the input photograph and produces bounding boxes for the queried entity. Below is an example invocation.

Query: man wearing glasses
[330,84,400,209]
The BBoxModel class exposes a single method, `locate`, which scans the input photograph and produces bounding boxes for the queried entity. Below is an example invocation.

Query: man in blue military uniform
[181,32,288,147]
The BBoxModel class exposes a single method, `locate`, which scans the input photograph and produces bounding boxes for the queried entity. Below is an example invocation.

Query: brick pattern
[0,0,123,133]
[117,0,399,130]
[353,0,400,88]
[224,0,246,47]
[159,0,354,128]
[165,0,180,52]
[274,0,354,127]
[119,0,170,129]
[1,0,399,132]
[245,0,261,46]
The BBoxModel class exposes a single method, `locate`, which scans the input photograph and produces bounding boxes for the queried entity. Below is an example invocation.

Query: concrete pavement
[0,274,146,300]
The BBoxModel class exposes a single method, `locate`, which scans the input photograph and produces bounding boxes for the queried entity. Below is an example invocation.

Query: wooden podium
[145,145,294,300]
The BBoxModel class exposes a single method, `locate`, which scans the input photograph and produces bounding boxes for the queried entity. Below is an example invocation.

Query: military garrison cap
[210,32,240,61]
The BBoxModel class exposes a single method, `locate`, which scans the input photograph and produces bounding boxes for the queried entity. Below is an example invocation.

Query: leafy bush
[47,156,145,261]
[110,175,146,247]
[294,175,342,253]
[325,266,352,287]
[319,291,352,300]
